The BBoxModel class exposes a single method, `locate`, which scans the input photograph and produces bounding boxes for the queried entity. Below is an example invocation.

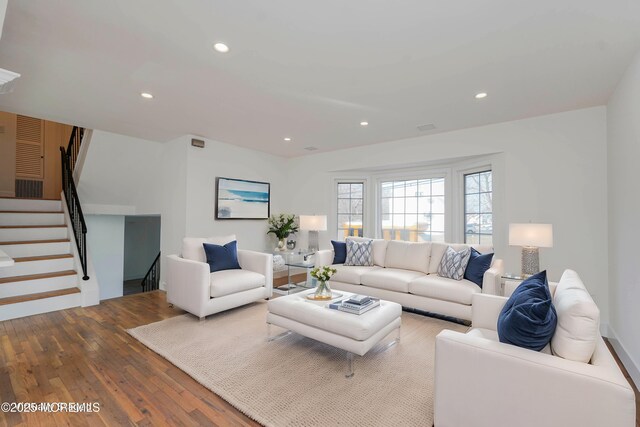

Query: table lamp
[299,215,327,253]
[509,223,553,277]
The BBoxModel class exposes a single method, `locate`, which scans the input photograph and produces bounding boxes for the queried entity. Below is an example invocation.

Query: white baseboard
[599,321,610,338]
[607,325,640,389]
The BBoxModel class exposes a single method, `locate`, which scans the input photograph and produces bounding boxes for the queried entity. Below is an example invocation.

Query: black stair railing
[141,252,161,292]
[60,126,89,280]
[66,126,85,173]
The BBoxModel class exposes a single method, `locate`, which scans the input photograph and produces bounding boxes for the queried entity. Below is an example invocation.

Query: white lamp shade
[299,215,327,231]
[509,223,553,248]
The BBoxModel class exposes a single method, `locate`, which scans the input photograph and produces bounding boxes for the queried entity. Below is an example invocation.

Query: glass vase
[314,280,332,300]
[276,238,286,251]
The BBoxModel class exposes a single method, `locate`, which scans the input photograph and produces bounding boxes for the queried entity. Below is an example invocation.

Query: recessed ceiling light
[475,92,488,99]
[360,121,369,126]
[213,42,229,53]
[141,92,153,99]
[284,137,292,142]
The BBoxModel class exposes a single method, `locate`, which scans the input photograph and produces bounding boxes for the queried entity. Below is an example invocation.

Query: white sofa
[314,238,504,321]
[166,235,273,319]
[434,270,636,427]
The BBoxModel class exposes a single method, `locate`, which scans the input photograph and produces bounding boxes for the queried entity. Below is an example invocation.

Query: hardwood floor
[0,291,638,426]
[0,291,259,427]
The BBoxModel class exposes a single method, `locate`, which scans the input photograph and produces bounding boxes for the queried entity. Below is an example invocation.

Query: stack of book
[328,294,380,315]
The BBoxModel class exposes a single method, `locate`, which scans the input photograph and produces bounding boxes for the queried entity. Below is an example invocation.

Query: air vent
[191,138,205,148]
[15,179,43,198]
[417,123,436,132]
[304,146,318,151]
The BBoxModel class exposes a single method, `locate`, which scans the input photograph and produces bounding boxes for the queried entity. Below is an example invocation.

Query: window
[464,170,492,245]
[337,182,364,239]
[379,178,445,242]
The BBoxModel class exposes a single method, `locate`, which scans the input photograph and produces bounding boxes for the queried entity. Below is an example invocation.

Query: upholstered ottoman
[267,290,402,377]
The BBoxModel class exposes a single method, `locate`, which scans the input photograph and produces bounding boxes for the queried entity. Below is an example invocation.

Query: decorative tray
[306,292,344,301]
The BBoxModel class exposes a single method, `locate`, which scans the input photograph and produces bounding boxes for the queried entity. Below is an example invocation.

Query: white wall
[123,215,161,280]
[183,135,289,252]
[288,107,609,322]
[607,50,640,385]
[85,214,125,300]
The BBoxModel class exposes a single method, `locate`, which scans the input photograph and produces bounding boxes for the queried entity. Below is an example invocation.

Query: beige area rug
[128,301,467,427]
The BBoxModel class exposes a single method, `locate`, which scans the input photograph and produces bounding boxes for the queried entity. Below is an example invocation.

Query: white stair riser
[0,242,71,258]
[0,212,64,226]
[0,292,81,322]
[0,199,61,212]
[0,227,68,242]
[0,258,75,278]
[0,276,77,298]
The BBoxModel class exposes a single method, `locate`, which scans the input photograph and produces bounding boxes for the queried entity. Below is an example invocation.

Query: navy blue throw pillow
[464,247,494,288]
[203,241,241,273]
[497,271,557,351]
[331,240,347,264]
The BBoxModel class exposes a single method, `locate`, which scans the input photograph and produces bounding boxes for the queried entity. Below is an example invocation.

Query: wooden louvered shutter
[16,115,44,179]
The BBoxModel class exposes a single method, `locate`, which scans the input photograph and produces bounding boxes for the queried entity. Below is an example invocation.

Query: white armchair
[434,271,636,427]
[166,235,272,319]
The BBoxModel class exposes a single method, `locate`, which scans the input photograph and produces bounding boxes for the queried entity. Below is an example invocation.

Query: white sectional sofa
[314,238,504,321]
[434,270,636,427]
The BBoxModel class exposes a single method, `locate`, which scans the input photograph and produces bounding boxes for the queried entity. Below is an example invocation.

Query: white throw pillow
[437,246,471,280]
[182,234,237,263]
[344,239,374,266]
[550,269,600,363]
[346,236,388,266]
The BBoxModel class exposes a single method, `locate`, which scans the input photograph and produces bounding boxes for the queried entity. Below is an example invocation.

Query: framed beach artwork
[215,177,270,220]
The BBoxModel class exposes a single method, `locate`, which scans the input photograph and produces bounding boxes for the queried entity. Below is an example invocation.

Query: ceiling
[0,1,639,158]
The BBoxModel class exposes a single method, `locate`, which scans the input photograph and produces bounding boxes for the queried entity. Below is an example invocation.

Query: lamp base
[521,246,540,277]
[308,230,319,253]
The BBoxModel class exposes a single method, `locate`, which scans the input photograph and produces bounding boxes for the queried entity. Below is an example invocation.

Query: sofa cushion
[331,240,347,264]
[409,275,481,305]
[331,265,381,285]
[203,241,241,272]
[497,271,557,352]
[551,269,600,363]
[182,235,237,263]
[384,240,431,274]
[345,239,374,266]
[210,269,265,298]
[437,246,472,280]
[360,268,425,293]
[347,237,388,267]
[429,243,469,273]
[464,248,494,287]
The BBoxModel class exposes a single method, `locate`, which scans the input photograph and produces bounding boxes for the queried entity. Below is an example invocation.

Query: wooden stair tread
[0,287,80,306]
[0,210,62,214]
[14,254,73,262]
[0,196,60,201]
[0,224,66,229]
[0,239,70,245]
[0,270,77,284]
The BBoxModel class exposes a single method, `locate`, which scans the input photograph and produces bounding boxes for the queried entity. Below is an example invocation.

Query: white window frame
[331,177,370,240]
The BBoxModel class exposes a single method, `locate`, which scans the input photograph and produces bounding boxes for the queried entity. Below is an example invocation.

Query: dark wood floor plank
[0,291,259,427]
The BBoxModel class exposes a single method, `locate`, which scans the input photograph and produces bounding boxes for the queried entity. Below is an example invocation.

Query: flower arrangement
[310,265,337,283]
[267,214,299,239]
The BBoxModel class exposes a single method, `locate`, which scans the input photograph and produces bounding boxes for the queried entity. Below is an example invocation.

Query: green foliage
[267,213,299,239]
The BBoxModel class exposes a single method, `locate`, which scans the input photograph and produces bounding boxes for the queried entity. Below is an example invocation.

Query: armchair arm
[237,250,273,294]
[481,258,504,295]
[435,331,635,427]
[314,249,334,267]
[166,254,210,318]
[471,293,507,330]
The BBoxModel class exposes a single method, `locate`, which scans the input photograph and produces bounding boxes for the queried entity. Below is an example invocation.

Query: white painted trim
[607,324,640,389]
[330,177,370,240]
[73,129,93,183]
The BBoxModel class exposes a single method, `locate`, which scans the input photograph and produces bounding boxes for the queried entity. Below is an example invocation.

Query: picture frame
[215,177,270,220]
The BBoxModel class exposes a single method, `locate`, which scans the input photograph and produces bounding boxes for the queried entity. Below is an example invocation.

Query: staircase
[0,198,82,321]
